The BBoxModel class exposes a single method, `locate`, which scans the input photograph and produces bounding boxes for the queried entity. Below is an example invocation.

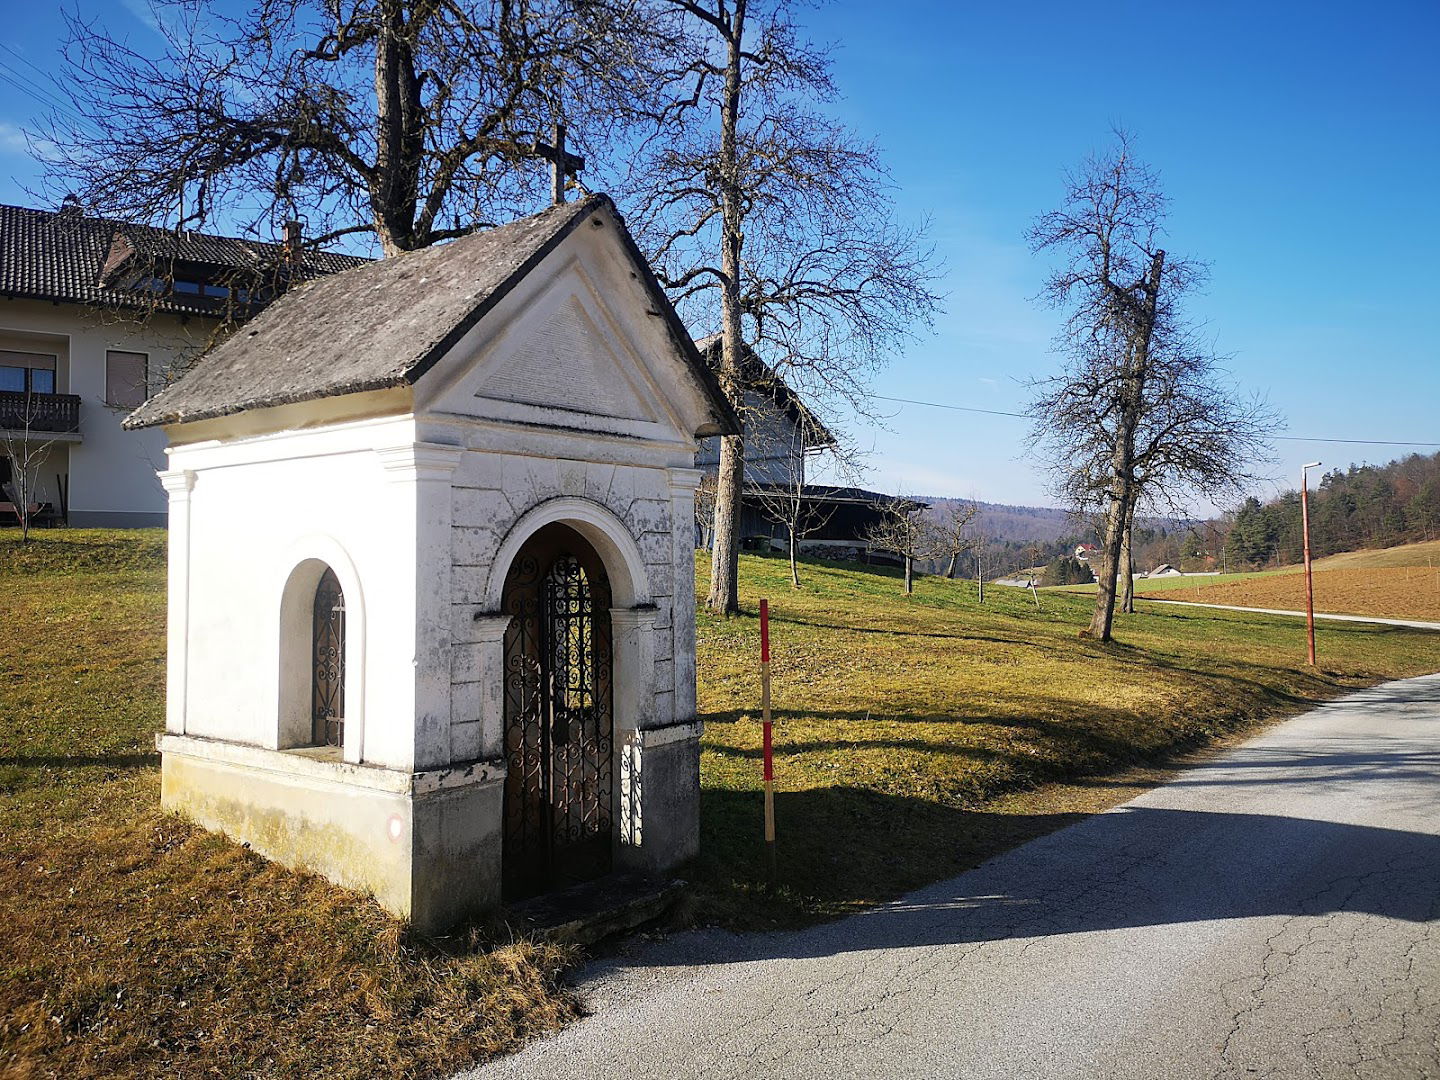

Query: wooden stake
[760,599,776,880]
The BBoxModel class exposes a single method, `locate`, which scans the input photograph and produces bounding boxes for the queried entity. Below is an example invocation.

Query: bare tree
[618,0,939,615]
[0,396,64,542]
[924,501,980,579]
[864,496,926,595]
[1119,502,1137,613]
[35,0,667,255]
[1025,131,1277,642]
[694,472,718,552]
[747,412,846,589]
[973,530,989,603]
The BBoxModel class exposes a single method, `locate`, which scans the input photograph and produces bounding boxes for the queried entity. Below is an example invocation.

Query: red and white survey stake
[760,599,776,878]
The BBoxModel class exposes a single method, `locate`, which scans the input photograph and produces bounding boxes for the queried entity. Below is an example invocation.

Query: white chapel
[126,194,738,931]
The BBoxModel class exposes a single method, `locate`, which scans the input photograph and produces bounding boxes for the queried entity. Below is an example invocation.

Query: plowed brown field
[1150,566,1440,622]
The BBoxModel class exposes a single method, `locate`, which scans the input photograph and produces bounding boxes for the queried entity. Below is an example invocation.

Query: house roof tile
[0,203,367,317]
[693,334,836,449]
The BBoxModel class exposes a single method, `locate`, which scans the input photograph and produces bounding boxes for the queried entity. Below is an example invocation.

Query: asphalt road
[472,673,1440,1080]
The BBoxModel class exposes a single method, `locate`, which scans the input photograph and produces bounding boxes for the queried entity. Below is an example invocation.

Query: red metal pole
[760,599,775,878]
[1302,473,1317,667]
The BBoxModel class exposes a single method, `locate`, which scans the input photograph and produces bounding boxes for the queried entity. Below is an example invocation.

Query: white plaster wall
[166,413,450,773]
[0,298,217,524]
[406,211,714,755]
[160,207,711,790]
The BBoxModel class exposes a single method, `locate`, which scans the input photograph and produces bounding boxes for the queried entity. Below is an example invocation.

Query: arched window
[311,567,346,748]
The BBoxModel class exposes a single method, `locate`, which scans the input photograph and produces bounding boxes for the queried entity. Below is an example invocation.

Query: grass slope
[1312,538,1440,570]
[690,552,1440,925]
[0,532,576,1080]
[1142,567,1440,622]
[3,531,1438,1076]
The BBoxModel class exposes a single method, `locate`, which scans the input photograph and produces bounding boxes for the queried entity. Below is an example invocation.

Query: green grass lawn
[690,551,1440,924]
[4,530,1439,1077]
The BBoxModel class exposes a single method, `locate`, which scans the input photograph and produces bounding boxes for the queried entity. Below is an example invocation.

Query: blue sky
[2,0,1436,511]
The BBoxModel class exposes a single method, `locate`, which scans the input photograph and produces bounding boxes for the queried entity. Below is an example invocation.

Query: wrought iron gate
[311,567,346,748]
[501,525,614,900]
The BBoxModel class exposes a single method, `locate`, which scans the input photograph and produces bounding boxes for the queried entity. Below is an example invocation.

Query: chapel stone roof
[0,203,366,317]
[125,194,738,435]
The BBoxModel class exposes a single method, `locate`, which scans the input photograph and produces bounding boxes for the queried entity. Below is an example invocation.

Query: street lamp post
[1301,461,1322,667]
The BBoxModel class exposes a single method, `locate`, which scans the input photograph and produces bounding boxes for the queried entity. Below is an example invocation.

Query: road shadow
[635,797,1440,973]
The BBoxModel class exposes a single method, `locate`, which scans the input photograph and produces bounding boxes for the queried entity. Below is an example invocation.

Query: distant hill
[919,498,1082,545]
[1225,451,1440,568]
[922,497,1193,546]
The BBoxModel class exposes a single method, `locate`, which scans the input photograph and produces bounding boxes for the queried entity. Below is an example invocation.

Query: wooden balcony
[0,390,82,436]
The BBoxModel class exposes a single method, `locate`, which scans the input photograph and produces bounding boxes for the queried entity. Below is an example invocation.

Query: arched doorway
[500,522,615,900]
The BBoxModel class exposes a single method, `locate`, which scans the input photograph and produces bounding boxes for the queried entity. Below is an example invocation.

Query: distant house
[692,335,919,554]
[1075,543,1100,562]
[1149,563,1183,577]
[0,201,366,526]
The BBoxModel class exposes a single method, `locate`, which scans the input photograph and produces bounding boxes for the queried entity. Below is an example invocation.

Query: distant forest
[1225,452,1440,568]
[917,451,1440,579]
[919,497,1202,577]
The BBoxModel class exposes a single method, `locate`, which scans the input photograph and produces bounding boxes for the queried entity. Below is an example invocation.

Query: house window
[105,351,149,408]
[311,568,346,748]
[0,351,57,395]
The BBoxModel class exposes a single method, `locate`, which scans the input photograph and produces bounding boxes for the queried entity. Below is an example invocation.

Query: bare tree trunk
[977,551,984,603]
[1087,250,1164,641]
[945,551,957,578]
[1120,507,1136,614]
[704,2,748,616]
[1089,493,1126,639]
[789,526,799,588]
[708,435,743,613]
[372,2,425,256]
[904,554,913,595]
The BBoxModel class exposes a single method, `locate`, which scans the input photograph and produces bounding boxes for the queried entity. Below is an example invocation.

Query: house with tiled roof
[0,200,366,526]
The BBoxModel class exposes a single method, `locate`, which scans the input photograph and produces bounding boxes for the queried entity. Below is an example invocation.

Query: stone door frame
[477,497,659,876]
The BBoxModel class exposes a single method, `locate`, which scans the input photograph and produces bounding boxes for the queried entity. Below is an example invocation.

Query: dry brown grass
[1,532,577,1080]
[1145,565,1440,622]
[4,532,1439,1076]
[690,550,1440,927]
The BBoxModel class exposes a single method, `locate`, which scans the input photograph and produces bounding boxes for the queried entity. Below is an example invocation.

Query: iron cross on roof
[536,123,586,206]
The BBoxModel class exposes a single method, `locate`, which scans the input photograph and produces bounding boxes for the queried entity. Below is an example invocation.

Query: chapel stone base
[158,726,703,932]
[157,734,505,933]
[615,723,703,875]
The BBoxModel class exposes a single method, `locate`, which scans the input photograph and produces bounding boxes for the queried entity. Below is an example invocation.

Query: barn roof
[692,335,836,449]
[0,203,366,317]
[126,194,738,436]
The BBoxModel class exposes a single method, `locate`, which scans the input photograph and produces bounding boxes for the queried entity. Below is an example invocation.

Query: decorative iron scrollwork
[311,567,346,748]
[501,528,614,900]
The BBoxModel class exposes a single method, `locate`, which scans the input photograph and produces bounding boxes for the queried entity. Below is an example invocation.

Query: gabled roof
[745,481,928,510]
[126,193,739,436]
[0,203,367,316]
[693,334,836,449]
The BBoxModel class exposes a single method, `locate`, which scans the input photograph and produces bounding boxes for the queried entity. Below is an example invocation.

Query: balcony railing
[0,390,82,434]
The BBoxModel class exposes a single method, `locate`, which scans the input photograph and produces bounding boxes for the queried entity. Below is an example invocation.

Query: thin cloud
[0,122,56,161]
[121,0,164,35]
